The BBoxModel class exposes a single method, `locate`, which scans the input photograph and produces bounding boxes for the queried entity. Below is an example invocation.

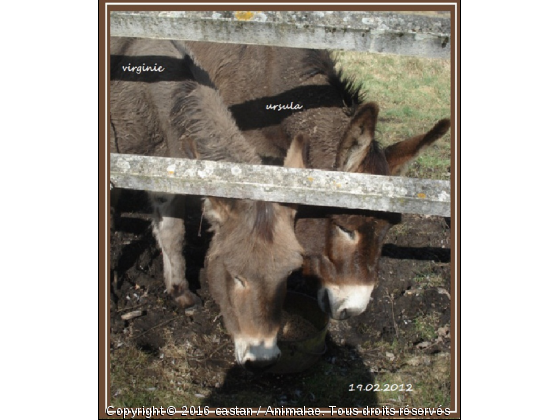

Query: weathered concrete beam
[110,154,451,217]
[109,11,451,58]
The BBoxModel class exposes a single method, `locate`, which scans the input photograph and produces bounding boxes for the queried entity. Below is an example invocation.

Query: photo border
[100,1,460,417]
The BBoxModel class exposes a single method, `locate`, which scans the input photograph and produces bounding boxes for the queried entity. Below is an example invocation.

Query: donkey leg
[110,188,122,232]
[149,192,201,309]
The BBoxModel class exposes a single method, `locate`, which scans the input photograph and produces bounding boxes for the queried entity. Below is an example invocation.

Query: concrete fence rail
[110,154,451,217]
[110,10,451,58]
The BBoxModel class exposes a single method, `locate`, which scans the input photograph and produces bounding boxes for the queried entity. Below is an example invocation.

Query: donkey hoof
[183,297,202,316]
[174,291,202,311]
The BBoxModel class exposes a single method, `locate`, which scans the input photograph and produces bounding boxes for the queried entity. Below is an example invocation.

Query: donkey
[110,37,305,368]
[181,41,451,319]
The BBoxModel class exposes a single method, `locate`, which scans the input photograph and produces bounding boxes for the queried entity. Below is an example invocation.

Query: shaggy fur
[110,37,305,366]
[182,41,451,319]
[302,49,366,114]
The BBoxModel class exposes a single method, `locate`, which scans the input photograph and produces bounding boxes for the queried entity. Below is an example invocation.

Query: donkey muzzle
[318,284,374,320]
[234,337,281,370]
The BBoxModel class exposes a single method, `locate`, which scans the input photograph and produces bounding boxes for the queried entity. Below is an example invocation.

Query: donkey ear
[384,118,451,175]
[284,133,309,169]
[202,197,232,226]
[281,133,309,216]
[336,103,379,172]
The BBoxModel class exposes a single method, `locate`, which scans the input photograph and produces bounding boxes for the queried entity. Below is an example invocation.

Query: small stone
[416,341,430,349]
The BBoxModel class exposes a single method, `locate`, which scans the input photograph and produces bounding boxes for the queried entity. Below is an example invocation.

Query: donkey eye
[336,225,356,240]
[233,276,247,288]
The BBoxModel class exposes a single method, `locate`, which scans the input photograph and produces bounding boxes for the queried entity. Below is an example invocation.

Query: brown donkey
[182,41,451,319]
[110,38,304,369]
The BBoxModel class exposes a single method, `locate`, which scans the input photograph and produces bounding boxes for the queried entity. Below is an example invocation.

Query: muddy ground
[108,189,452,410]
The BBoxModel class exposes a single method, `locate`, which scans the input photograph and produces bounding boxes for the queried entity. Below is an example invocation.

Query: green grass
[110,340,204,409]
[413,312,440,342]
[414,271,446,289]
[373,352,451,408]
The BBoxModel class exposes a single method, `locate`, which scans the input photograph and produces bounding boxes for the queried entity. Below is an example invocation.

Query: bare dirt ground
[109,188,452,409]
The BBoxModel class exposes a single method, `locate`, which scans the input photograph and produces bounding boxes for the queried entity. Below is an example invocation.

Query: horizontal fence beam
[110,11,451,58]
[110,154,450,217]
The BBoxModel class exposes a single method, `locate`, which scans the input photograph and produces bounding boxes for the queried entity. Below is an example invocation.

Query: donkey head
[175,81,308,369]
[297,102,451,320]
[203,135,307,370]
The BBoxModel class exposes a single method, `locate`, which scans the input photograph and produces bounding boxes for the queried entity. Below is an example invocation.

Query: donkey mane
[303,50,365,114]
[170,80,261,165]
[361,137,390,175]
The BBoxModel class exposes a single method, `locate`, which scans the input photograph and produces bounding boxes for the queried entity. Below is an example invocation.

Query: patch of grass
[361,334,451,409]
[406,353,451,408]
[356,321,376,336]
[414,271,446,289]
[110,330,205,409]
[372,337,403,356]
[388,222,413,239]
[374,352,451,408]
[413,312,440,341]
